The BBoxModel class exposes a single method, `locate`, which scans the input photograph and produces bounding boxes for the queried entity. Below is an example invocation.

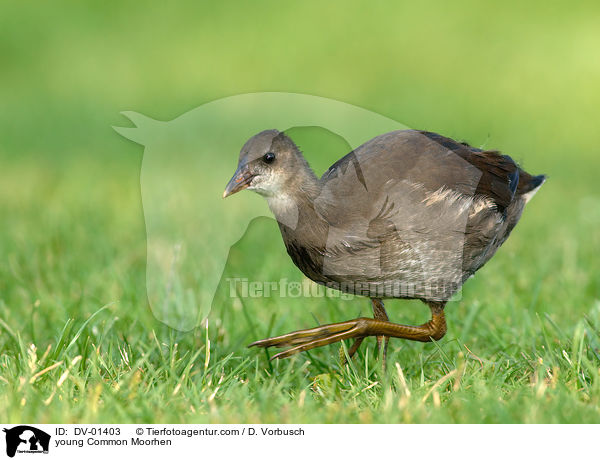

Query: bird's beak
[223,166,255,198]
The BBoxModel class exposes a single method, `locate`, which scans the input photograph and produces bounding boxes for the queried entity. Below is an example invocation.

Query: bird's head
[223,129,316,199]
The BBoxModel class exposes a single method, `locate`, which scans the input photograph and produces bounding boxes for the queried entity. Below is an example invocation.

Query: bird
[223,129,546,361]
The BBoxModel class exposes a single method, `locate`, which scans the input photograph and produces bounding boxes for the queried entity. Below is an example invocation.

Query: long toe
[248,320,361,349]
[339,337,365,365]
[270,326,368,359]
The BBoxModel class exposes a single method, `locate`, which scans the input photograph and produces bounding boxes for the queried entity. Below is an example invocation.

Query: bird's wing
[416,131,520,212]
[313,130,511,294]
[315,130,492,227]
[319,130,522,216]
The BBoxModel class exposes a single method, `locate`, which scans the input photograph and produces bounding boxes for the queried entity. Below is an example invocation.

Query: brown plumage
[224,129,545,361]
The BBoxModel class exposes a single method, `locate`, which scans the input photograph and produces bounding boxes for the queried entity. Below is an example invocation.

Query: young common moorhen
[224,129,545,360]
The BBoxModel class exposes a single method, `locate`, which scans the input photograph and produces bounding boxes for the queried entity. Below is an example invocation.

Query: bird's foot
[248,308,447,360]
[249,318,375,360]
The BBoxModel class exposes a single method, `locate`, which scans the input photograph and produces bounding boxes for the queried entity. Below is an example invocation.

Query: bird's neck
[266,167,322,233]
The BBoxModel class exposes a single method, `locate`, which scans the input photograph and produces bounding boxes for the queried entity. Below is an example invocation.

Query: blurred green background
[1,1,600,423]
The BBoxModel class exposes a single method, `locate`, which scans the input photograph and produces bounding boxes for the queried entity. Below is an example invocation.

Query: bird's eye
[263,152,276,164]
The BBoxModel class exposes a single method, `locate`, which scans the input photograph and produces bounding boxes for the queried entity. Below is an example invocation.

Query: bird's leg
[340,298,388,364]
[249,301,447,360]
[371,298,390,362]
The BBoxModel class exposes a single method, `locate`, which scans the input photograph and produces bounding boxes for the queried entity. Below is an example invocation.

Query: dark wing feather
[418,131,519,212]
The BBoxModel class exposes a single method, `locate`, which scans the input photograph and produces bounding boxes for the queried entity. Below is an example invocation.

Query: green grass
[1,0,600,423]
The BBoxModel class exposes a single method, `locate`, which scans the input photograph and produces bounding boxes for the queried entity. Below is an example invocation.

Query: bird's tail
[518,173,547,203]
